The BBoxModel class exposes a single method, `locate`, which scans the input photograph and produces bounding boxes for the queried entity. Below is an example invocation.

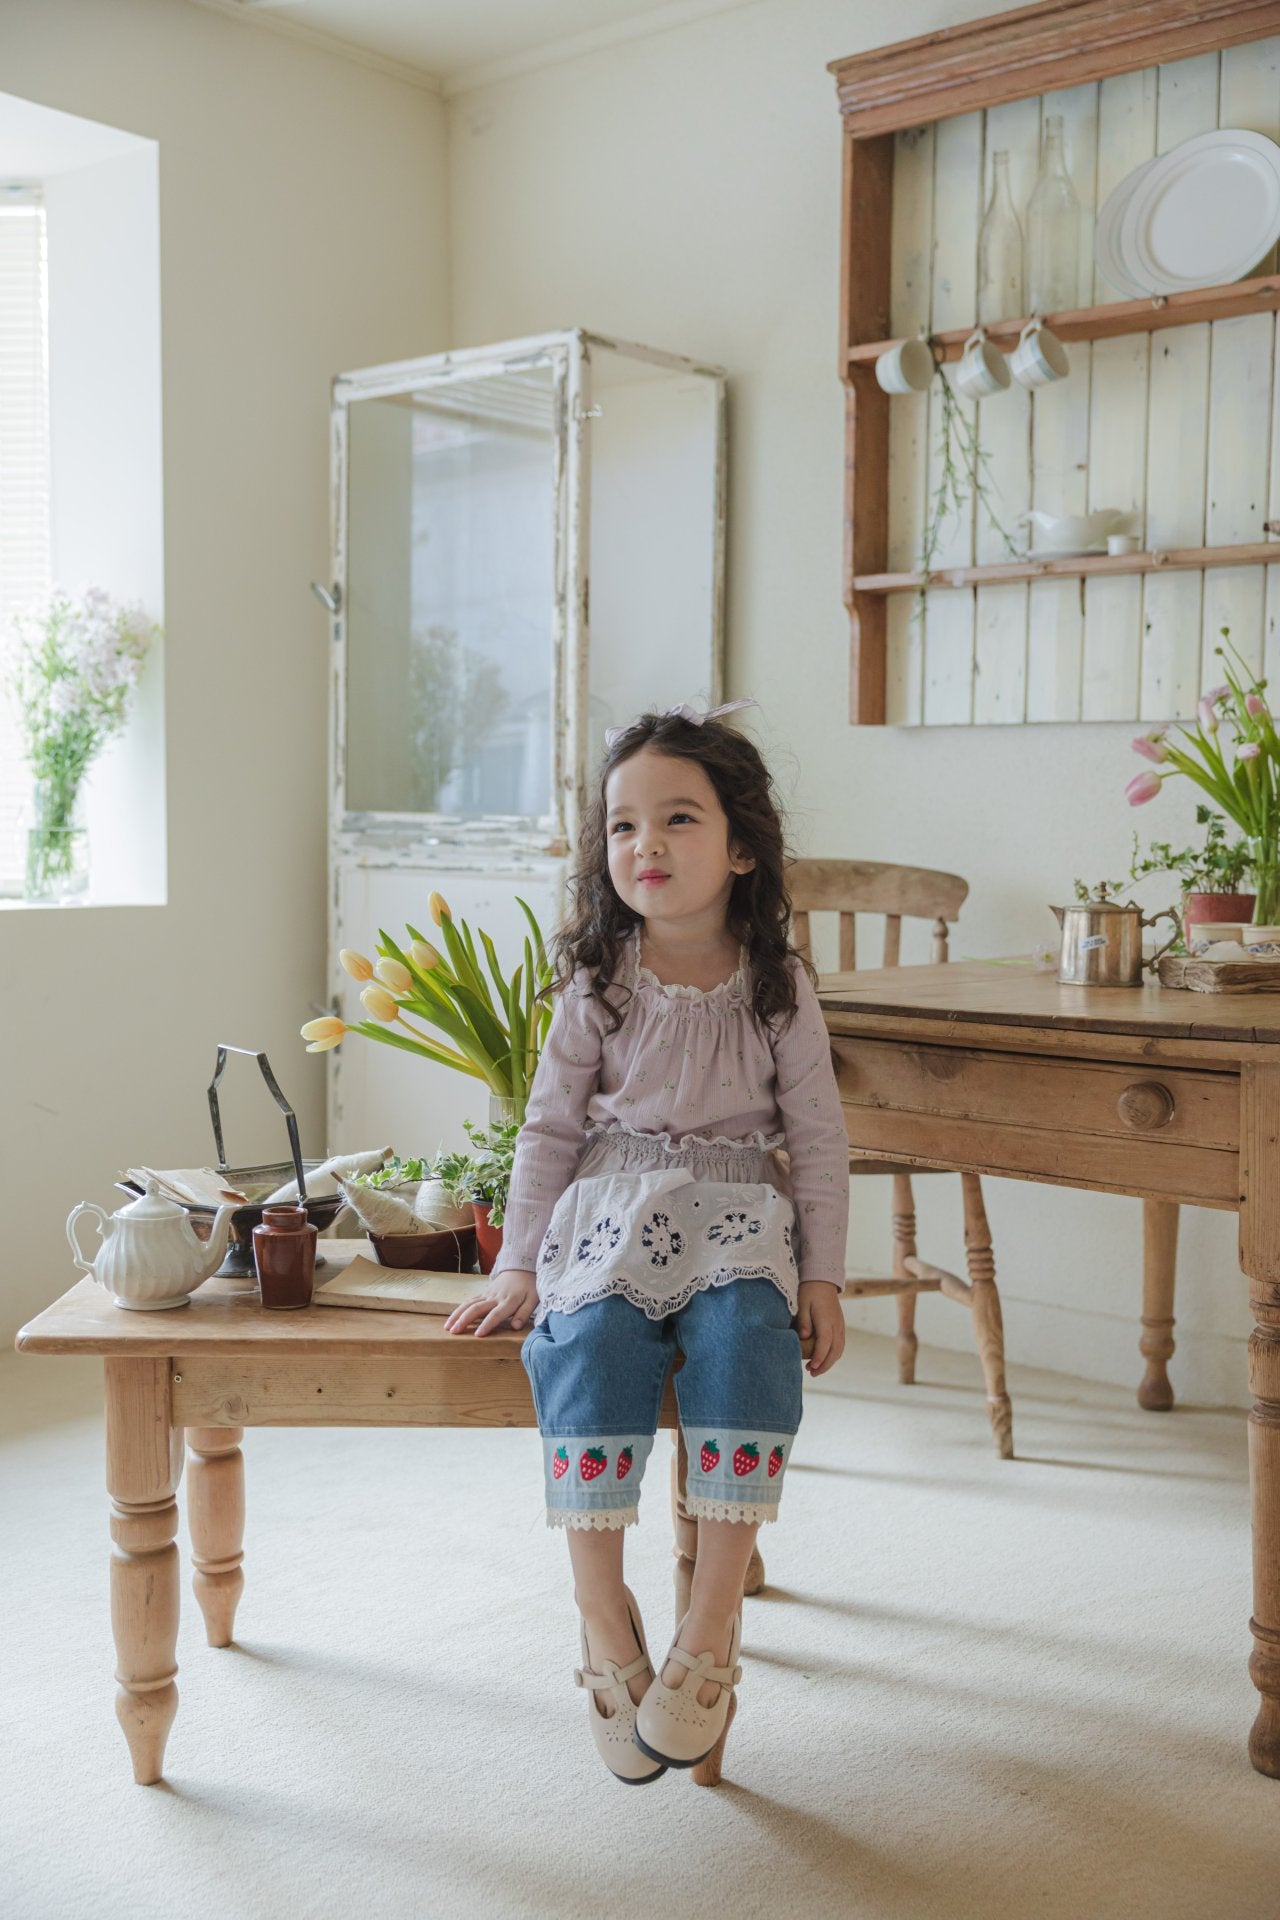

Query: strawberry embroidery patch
[552,1447,569,1480]
[700,1438,720,1473]
[617,1446,633,1480]
[768,1445,785,1478]
[579,1447,608,1482]
[733,1442,760,1477]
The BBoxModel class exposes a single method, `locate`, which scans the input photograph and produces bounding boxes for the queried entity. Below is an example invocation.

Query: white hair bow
[604,698,757,750]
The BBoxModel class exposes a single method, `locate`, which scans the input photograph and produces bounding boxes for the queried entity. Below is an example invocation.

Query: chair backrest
[783,858,968,970]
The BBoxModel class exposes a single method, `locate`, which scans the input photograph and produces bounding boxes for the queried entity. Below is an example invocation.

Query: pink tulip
[1131,729,1169,763]
[1239,741,1262,761]
[1204,684,1231,704]
[1247,693,1269,718]
[1126,770,1163,806]
[1197,697,1219,732]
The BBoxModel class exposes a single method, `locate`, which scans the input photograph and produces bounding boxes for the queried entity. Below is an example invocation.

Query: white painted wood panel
[1140,51,1217,719]
[885,37,1280,728]
[885,124,934,726]
[923,110,982,726]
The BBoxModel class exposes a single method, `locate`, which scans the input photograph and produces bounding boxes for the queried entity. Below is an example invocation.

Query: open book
[311,1254,493,1317]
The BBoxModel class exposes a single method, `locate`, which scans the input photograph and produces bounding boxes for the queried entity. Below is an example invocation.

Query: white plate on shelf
[1118,128,1280,293]
[1094,154,1159,299]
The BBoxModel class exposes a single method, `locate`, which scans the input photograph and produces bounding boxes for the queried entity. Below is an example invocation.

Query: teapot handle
[1142,906,1181,972]
[67,1201,109,1281]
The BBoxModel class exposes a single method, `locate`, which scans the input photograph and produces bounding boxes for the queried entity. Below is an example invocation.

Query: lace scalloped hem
[685,1498,780,1525]
[533,1262,797,1326]
[546,1506,638,1531]
[585,1118,786,1156]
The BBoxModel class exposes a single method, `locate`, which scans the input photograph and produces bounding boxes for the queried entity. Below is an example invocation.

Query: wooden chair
[785,857,1015,1460]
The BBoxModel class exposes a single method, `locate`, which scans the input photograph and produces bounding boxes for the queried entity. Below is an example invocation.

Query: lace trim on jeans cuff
[685,1497,780,1525]
[546,1506,638,1531]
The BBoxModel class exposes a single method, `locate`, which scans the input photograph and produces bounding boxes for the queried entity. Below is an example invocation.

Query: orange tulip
[374,957,413,994]
[360,984,399,1024]
[410,939,441,971]
[339,948,373,981]
[428,890,451,925]
[300,1016,347,1053]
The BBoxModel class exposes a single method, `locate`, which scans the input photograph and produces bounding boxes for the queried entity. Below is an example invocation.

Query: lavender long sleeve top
[493,928,850,1285]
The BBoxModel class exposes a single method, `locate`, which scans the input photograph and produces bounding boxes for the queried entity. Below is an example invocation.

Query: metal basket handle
[208,1046,308,1204]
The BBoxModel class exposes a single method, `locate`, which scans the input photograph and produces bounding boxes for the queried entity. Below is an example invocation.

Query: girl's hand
[444,1269,539,1337]
[797,1281,846,1376]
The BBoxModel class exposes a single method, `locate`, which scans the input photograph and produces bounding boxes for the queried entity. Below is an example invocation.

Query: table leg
[891,1172,919,1385]
[1139,1199,1178,1411]
[186,1427,245,1647]
[1239,1062,1280,1777]
[105,1357,180,1785]
[961,1175,1013,1460]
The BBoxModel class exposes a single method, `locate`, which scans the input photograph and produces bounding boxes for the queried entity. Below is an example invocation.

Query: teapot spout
[1051,904,1065,928]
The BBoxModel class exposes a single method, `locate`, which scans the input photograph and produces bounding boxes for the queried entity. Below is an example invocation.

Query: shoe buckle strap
[575,1652,652,1691]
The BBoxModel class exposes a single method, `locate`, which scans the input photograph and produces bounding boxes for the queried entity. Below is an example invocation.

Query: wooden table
[818,959,1280,1779]
[14,1242,685,1785]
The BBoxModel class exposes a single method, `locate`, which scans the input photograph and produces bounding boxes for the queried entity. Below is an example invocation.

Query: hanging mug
[874,329,935,395]
[954,328,1012,400]
[1009,316,1069,388]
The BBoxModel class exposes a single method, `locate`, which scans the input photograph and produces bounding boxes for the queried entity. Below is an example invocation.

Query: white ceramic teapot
[67,1181,238,1310]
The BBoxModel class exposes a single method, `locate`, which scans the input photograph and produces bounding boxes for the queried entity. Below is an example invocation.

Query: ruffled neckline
[630,926,749,1006]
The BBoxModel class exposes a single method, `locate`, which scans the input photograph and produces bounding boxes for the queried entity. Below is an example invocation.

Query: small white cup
[1009,317,1069,388]
[875,330,935,395]
[1107,532,1139,556]
[954,328,1012,400]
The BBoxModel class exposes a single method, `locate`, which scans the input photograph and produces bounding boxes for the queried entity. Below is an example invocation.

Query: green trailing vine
[915,347,1022,626]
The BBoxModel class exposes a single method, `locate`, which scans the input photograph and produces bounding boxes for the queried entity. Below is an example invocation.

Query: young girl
[444,701,848,1785]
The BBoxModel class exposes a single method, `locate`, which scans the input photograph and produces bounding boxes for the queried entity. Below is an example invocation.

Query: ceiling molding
[183,0,444,94]
[443,0,766,98]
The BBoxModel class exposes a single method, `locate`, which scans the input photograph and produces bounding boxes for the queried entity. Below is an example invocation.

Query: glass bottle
[1025,115,1080,313]
[977,150,1023,323]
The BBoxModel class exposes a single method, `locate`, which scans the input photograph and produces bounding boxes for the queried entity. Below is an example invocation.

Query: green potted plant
[1128,807,1255,946]
[431,1118,521,1275]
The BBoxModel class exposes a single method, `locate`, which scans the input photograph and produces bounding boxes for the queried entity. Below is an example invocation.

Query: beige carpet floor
[2,1329,1278,1920]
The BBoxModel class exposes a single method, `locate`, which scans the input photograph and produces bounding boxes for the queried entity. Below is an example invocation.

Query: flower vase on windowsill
[24,777,89,904]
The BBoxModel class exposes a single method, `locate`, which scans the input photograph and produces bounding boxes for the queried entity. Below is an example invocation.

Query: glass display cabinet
[323,329,726,1152]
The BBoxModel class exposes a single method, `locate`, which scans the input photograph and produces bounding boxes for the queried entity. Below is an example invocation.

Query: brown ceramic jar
[252,1204,317,1309]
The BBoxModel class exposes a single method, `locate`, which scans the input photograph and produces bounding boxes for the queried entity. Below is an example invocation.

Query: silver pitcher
[1050,885,1179,987]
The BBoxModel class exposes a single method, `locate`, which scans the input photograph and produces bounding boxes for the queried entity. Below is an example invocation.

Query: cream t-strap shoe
[575,1586,667,1786]
[633,1610,742,1779]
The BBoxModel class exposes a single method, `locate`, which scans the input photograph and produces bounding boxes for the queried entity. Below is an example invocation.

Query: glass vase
[1025,115,1080,314]
[1249,839,1280,926]
[24,779,89,904]
[489,1092,522,1129]
[977,150,1023,323]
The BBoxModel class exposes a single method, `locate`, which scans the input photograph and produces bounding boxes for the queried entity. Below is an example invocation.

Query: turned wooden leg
[1248,1292,1280,1778]
[1139,1200,1178,1411]
[892,1172,919,1385]
[671,1428,764,1611]
[1239,1062,1280,1776]
[961,1174,1014,1460]
[187,1427,245,1647]
[105,1357,181,1785]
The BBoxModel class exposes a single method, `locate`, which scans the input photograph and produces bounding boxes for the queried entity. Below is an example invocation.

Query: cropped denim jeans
[521,1276,803,1530]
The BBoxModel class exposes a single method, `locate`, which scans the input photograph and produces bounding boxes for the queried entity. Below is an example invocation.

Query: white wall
[446,0,1253,1407]
[0,0,449,1342]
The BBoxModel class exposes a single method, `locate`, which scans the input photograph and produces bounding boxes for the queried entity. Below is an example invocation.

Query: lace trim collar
[630,926,749,1004]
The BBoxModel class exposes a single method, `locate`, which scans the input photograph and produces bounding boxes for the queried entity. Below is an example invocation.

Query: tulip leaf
[346,1021,485,1075]
[479,927,510,1007]
[515,895,547,973]
[506,966,526,1102]
[523,936,537,1085]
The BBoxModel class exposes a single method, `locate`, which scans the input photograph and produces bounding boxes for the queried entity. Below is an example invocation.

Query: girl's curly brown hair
[537,711,817,1036]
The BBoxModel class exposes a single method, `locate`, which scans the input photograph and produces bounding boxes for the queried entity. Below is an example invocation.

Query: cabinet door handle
[1117,1081,1175,1130]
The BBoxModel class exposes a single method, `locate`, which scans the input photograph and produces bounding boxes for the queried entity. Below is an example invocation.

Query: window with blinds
[0,184,51,893]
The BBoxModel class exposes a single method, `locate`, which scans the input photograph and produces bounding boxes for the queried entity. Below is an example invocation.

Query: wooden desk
[818,959,1280,1779]
[14,1243,684,1785]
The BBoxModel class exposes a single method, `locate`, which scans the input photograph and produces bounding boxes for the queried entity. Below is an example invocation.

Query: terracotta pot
[1183,891,1256,945]
[472,1201,504,1275]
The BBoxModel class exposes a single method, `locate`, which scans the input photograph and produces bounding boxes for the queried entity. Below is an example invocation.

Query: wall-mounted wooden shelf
[830,0,1280,726]
[855,540,1280,596]
[844,275,1280,375]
